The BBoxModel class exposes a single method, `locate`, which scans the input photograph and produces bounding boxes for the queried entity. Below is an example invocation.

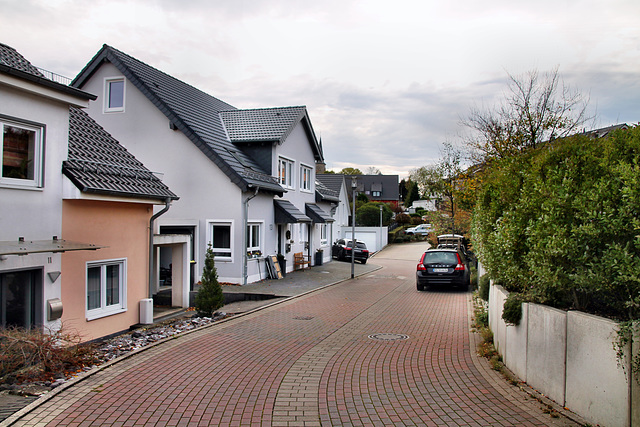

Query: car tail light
[417,253,426,271]
[455,253,465,271]
[362,249,369,254]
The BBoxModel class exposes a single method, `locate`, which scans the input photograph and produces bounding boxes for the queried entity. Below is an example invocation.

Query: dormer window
[104,77,125,112]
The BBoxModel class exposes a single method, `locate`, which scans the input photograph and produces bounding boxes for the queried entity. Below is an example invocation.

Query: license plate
[433,268,448,273]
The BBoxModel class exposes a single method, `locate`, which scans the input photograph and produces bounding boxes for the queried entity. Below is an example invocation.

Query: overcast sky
[1,0,639,177]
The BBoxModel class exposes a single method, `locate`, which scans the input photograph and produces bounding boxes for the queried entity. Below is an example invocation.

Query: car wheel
[417,283,424,291]
[360,259,367,264]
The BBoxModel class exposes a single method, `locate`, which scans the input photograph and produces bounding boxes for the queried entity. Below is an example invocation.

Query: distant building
[351,174,399,208]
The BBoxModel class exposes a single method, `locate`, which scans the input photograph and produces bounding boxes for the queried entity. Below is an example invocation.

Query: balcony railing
[36,67,72,86]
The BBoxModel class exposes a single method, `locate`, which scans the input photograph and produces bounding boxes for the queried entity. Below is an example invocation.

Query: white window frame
[320,224,328,246]
[298,222,308,243]
[209,221,234,262]
[278,156,295,189]
[104,77,126,113]
[300,163,312,192]
[246,222,263,258]
[0,118,44,189]
[86,258,127,321]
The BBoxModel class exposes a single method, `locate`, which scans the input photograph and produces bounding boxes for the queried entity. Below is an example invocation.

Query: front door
[0,269,41,329]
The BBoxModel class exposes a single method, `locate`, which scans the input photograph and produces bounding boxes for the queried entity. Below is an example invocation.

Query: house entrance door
[0,269,41,329]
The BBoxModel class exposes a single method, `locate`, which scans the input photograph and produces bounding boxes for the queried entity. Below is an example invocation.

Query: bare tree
[365,166,382,175]
[462,68,594,162]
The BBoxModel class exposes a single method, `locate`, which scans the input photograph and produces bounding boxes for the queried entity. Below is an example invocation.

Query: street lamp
[351,176,357,279]
[379,204,383,252]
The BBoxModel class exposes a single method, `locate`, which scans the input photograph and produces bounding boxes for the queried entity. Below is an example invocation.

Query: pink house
[61,107,178,340]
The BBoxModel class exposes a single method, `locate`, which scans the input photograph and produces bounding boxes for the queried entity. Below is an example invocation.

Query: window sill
[86,307,127,321]
[0,182,43,191]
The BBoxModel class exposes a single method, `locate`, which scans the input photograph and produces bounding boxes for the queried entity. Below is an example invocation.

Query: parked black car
[332,239,369,264]
[416,248,470,291]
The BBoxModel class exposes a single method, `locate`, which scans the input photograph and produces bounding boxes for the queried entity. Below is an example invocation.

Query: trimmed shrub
[478,274,490,301]
[502,293,524,326]
[195,244,224,317]
[472,126,640,321]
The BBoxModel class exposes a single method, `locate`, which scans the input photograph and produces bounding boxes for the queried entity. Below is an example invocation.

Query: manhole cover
[368,333,409,341]
[293,316,314,320]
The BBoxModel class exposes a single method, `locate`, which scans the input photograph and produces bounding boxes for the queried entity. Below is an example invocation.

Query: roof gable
[0,43,46,77]
[0,43,95,102]
[63,107,177,201]
[220,106,324,161]
[72,44,283,194]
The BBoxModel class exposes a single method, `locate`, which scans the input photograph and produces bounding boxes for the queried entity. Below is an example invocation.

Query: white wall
[343,226,388,253]
[488,284,640,427]
[79,63,245,283]
[0,82,85,331]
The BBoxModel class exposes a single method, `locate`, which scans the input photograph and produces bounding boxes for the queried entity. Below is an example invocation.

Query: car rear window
[422,251,458,264]
[355,242,367,249]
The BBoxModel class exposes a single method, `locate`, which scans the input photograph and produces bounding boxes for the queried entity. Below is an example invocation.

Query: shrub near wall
[472,126,640,321]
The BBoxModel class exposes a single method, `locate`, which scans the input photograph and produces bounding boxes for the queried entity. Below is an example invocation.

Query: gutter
[242,186,260,286]
[149,198,172,298]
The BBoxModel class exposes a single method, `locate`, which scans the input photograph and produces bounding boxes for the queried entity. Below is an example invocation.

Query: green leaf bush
[195,244,224,317]
[472,126,640,321]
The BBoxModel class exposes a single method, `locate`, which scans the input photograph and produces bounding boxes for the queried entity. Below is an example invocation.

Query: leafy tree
[398,179,409,203]
[339,167,363,175]
[410,142,468,234]
[356,202,394,226]
[472,126,640,321]
[462,68,593,163]
[404,181,420,208]
[194,244,224,317]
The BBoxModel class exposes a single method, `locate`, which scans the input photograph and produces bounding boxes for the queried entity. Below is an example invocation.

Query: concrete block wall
[487,284,639,427]
[504,302,528,381]
[526,303,567,406]
[565,311,629,427]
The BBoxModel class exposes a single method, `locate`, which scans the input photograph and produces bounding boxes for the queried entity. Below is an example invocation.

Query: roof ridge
[103,44,236,110]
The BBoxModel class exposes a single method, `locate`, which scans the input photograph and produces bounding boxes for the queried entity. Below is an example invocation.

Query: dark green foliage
[356,202,394,226]
[472,126,640,321]
[478,274,490,301]
[195,245,224,317]
[502,293,523,325]
[356,192,369,203]
[404,181,420,208]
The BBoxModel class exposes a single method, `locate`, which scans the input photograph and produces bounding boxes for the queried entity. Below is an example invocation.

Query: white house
[71,44,332,304]
[316,174,350,244]
[0,43,96,330]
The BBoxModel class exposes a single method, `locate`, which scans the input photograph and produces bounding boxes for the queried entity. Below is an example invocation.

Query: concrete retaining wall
[488,284,639,427]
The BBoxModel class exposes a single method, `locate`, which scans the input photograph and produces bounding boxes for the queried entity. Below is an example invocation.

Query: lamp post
[379,204,383,252]
[351,176,357,279]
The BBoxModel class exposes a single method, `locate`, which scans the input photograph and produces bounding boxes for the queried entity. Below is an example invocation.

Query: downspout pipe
[149,198,172,298]
[242,186,260,286]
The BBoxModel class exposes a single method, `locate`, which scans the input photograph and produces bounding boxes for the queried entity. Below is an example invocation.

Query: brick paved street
[5,243,579,426]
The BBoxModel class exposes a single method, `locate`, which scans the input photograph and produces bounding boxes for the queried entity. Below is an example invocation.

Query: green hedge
[472,126,640,321]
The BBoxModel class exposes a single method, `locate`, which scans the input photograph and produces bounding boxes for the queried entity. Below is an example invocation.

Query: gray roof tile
[72,45,318,195]
[0,43,46,77]
[63,107,178,201]
[220,107,306,143]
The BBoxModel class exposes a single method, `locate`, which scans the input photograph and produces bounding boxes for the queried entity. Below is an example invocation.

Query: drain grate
[293,316,314,320]
[368,333,409,341]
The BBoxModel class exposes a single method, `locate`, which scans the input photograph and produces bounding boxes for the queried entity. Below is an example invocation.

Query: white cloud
[1,0,639,177]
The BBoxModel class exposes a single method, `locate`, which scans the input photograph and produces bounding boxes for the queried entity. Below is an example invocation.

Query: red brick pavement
[9,258,574,426]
